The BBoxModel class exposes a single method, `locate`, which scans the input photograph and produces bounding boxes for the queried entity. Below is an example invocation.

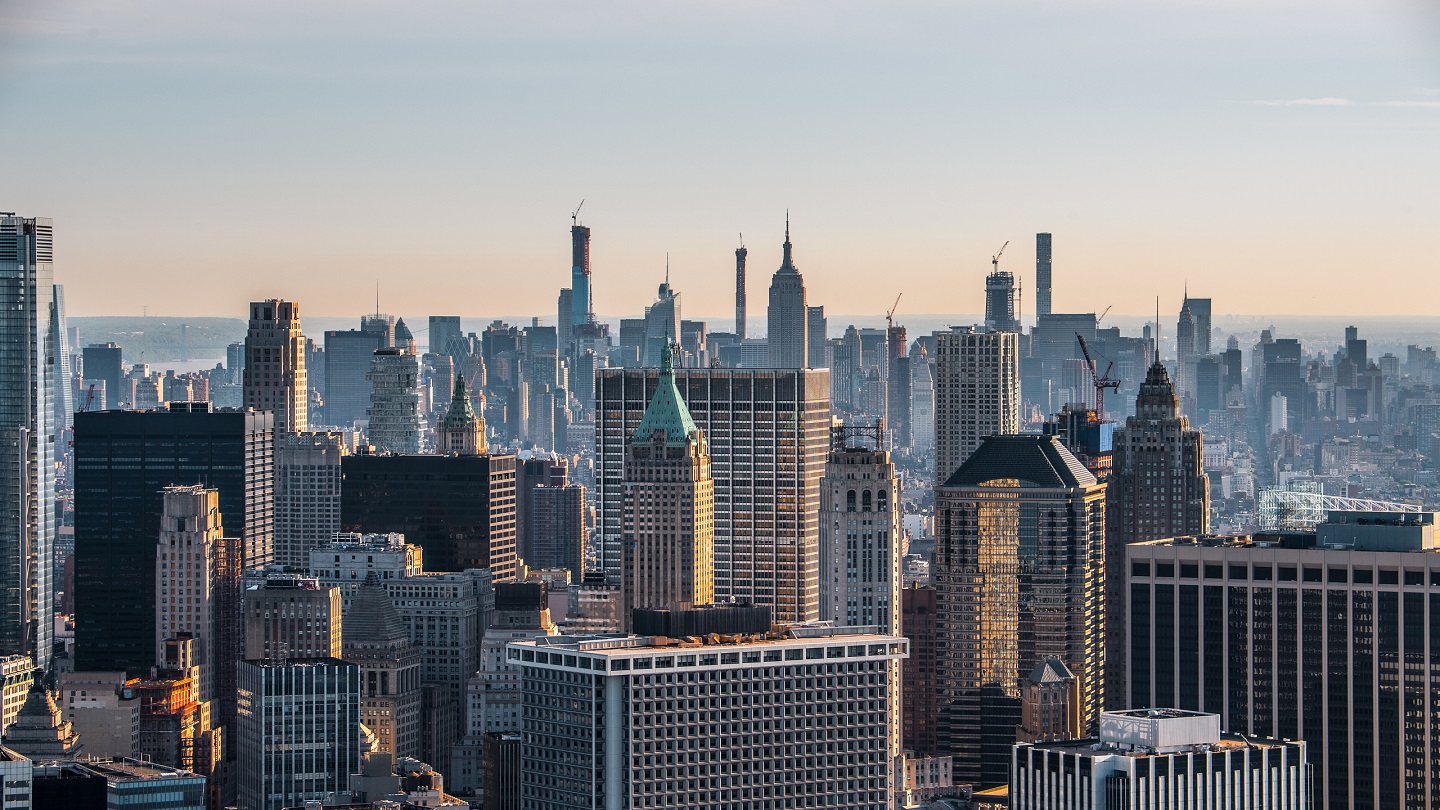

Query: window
[846,491,856,512]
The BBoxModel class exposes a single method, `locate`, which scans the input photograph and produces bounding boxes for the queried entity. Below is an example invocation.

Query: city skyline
[2,1,1438,318]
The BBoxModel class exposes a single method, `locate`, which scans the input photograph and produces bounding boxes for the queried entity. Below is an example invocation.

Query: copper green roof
[633,341,699,448]
[443,373,477,428]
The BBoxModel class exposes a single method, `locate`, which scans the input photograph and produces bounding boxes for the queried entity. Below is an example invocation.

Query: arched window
[877,489,888,512]
[862,490,873,512]
[846,490,857,512]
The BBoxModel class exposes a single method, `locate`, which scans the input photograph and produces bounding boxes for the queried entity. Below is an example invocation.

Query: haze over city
[3,0,1440,318]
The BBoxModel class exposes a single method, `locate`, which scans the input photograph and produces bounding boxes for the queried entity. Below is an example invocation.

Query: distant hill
[70,317,246,364]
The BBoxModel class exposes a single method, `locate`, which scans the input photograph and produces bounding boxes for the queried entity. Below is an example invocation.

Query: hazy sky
[2,0,1438,321]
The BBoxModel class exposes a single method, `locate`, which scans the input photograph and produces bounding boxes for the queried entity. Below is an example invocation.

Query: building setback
[595,367,830,623]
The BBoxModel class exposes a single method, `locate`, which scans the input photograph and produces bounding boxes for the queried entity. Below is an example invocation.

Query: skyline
[3,0,1439,318]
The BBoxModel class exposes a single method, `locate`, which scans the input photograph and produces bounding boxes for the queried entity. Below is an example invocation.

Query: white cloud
[1251,97,1353,106]
[1373,100,1440,108]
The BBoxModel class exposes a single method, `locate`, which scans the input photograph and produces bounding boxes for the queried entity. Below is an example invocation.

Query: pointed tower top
[633,339,699,448]
[778,212,797,274]
[343,571,410,645]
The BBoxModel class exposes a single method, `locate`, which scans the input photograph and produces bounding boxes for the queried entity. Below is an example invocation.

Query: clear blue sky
[2,0,1438,320]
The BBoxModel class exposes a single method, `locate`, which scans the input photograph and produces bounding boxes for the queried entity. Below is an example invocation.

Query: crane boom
[991,241,1009,273]
[571,199,585,225]
[886,293,903,330]
[1075,333,1120,415]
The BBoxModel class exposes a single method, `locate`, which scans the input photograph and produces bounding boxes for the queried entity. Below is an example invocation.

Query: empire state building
[766,215,808,369]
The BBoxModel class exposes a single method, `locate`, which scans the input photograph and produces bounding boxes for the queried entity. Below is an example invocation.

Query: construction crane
[79,383,97,413]
[886,294,903,331]
[1096,304,1113,326]
[1075,333,1120,415]
[991,241,1009,273]
[571,199,585,225]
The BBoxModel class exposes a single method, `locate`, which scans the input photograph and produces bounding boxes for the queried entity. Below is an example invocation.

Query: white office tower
[1012,710,1308,810]
[819,424,901,634]
[275,432,346,568]
[909,343,935,456]
[236,657,360,810]
[0,215,56,673]
[933,327,1019,487]
[366,348,422,454]
[511,621,906,809]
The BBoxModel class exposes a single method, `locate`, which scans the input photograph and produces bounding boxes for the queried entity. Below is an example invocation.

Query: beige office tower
[244,299,308,432]
[818,424,901,634]
[275,431,347,568]
[932,327,1019,487]
[243,573,342,661]
[155,486,233,703]
[621,342,714,622]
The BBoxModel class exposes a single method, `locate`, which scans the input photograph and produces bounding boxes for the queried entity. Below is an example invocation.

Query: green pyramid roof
[443,373,477,427]
[633,341,699,448]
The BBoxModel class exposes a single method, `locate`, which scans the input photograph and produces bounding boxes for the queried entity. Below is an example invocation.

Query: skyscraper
[806,305,828,370]
[1035,232,1053,320]
[82,343,124,410]
[642,278,680,368]
[74,404,274,676]
[275,431,347,568]
[243,574,343,661]
[1105,360,1207,709]
[438,374,486,455]
[901,584,938,757]
[934,435,1105,787]
[428,316,463,358]
[595,366,831,623]
[621,342,714,619]
[366,347,422,454]
[154,486,230,703]
[933,327,1020,487]
[570,216,591,328]
[243,299,308,433]
[818,423,900,634]
[323,327,383,428]
[0,214,56,673]
[984,269,1019,333]
[766,216,808,369]
[343,572,423,759]
[734,240,747,341]
[236,657,359,810]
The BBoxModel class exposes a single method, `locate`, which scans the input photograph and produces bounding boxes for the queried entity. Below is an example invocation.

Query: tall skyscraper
[274,431,347,568]
[642,278,680,368]
[1105,360,1207,708]
[243,299,308,433]
[528,479,585,583]
[595,366,831,623]
[243,574,342,661]
[512,621,906,809]
[51,283,72,445]
[984,268,1020,333]
[428,316,463,358]
[343,572,423,759]
[766,216,808,369]
[0,214,56,673]
[341,454,518,579]
[366,347,422,454]
[818,423,900,634]
[438,374,486,455]
[806,305,828,370]
[570,216,592,328]
[236,657,360,810]
[82,342,124,409]
[734,240,747,340]
[154,486,228,702]
[934,435,1105,787]
[1125,511,1438,810]
[323,327,383,428]
[75,404,274,676]
[1035,232,1053,320]
[621,342,714,619]
[933,327,1020,487]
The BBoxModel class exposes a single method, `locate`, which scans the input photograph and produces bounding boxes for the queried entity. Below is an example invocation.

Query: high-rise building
[901,584,938,757]
[527,483,585,583]
[236,657,359,810]
[984,268,1019,333]
[274,431,346,569]
[570,218,592,328]
[323,328,383,428]
[341,454,518,580]
[438,374,486,455]
[806,305,828,370]
[57,672,140,759]
[343,572,423,760]
[818,423,900,634]
[934,435,1105,787]
[1011,710,1308,810]
[1014,657,1081,744]
[242,574,342,661]
[243,299,308,433]
[909,343,935,456]
[428,316,463,359]
[642,278,680,368]
[621,342,714,620]
[933,327,1020,488]
[1105,361,1207,709]
[82,343,124,410]
[50,284,72,444]
[154,487,234,704]
[1126,512,1440,810]
[0,215,56,674]
[1034,232,1052,320]
[595,367,830,623]
[511,623,906,810]
[734,241,747,341]
[74,405,274,676]
[366,348,422,454]
[766,217,808,369]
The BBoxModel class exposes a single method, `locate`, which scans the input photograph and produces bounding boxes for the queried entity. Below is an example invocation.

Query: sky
[2,0,1438,321]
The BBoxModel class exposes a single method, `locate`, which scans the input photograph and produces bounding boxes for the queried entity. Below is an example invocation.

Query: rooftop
[942,434,1096,489]
[526,624,895,654]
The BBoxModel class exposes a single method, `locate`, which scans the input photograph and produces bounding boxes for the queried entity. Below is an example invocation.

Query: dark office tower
[621,342,714,620]
[323,328,383,428]
[735,241,747,341]
[83,343,124,410]
[0,214,56,673]
[767,216,808,369]
[934,435,1104,788]
[1105,361,1206,709]
[1221,342,1243,400]
[1127,511,1440,810]
[984,269,1020,333]
[340,453,518,581]
[243,299,308,433]
[529,481,585,583]
[1035,233,1053,319]
[571,218,592,328]
[74,404,274,676]
[429,316,463,359]
[1261,338,1305,430]
[1345,324,1368,369]
[806,306,828,370]
[556,288,573,348]
[902,584,938,756]
[887,354,911,447]
[1195,355,1222,423]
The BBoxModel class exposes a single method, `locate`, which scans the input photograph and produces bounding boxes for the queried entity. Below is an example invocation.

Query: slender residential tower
[1035,233,1053,320]
[767,214,808,369]
[571,210,592,327]
[735,237,747,340]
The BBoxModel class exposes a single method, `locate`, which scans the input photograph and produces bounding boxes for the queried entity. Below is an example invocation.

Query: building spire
[780,211,795,271]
